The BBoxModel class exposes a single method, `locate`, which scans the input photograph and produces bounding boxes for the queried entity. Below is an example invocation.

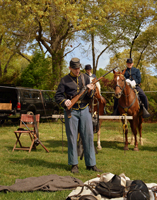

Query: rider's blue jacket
[124,67,141,85]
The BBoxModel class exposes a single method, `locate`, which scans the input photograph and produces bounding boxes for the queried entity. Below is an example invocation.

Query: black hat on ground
[126,58,133,63]
[70,58,81,69]
[85,64,92,70]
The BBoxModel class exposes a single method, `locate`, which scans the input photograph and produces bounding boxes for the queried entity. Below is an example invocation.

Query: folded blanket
[0,174,84,192]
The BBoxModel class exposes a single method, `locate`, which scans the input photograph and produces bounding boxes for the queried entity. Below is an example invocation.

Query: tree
[20,51,52,89]
[80,0,130,74]
[2,0,112,87]
[80,0,157,74]
[1,0,157,88]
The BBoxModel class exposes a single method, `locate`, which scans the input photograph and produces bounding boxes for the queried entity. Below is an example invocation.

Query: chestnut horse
[113,69,143,151]
[77,80,106,159]
[90,78,106,150]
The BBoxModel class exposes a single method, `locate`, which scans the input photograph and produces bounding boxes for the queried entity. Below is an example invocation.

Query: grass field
[0,119,157,200]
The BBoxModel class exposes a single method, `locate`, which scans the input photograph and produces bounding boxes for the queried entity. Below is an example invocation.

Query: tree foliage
[79,0,157,74]
[20,51,52,89]
[1,0,157,90]
[2,0,117,86]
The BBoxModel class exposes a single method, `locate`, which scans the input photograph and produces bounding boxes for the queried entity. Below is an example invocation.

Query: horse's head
[113,69,126,99]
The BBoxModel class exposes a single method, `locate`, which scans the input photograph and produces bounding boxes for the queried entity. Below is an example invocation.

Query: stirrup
[143,111,151,118]
[141,103,150,118]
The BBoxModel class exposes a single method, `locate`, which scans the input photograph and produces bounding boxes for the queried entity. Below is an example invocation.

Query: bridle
[114,74,138,112]
[114,74,126,96]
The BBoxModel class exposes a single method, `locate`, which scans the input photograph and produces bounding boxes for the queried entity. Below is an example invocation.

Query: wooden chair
[12,114,49,153]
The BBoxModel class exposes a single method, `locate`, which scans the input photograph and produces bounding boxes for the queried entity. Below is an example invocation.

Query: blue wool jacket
[55,72,94,110]
[124,67,141,85]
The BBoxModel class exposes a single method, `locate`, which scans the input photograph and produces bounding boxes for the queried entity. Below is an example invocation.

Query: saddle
[95,175,125,198]
[127,180,150,200]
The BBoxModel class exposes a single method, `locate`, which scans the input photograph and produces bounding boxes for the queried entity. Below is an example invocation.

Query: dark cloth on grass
[0,174,84,192]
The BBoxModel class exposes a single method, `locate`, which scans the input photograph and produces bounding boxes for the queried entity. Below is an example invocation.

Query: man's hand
[126,79,136,88]
[65,99,72,107]
[126,79,131,85]
[131,80,136,88]
[87,83,95,90]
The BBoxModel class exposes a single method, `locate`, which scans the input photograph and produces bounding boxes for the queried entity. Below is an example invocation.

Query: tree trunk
[4,53,15,74]
[51,51,64,88]
[0,60,2,77]
[91,33,96,75]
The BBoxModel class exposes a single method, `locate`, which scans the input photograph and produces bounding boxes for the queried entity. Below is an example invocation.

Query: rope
[122,113,128,133]
[118,114,128,143]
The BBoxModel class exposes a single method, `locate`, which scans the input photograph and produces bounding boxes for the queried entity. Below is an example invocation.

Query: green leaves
[21,51,52,89]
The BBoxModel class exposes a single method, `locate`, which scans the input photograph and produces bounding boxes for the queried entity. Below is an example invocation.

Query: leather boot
[111,108,119,116]
[86,165,103,172]
[140,103,150,118]
[71,165,79,173]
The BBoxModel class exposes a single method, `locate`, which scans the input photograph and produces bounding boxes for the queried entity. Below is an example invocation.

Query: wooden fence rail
[52,115,133,120]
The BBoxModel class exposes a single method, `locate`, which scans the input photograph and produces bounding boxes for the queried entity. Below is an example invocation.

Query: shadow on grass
[7,146,68,154]
[7,139,68,153]
[97,140,124,150]
[9,158,69,171]
[45,139,67,148]
[98,140,157,151]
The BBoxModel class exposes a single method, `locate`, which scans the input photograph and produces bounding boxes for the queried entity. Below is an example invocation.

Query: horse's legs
[121,119,129,150]
[138,116,143,145]
[97,119,102,150]
[130,119,139,151]
[124,125,129,150]
[130,133,134,145]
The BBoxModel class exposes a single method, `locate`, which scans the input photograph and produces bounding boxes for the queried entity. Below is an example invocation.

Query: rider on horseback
[113,58,150,118]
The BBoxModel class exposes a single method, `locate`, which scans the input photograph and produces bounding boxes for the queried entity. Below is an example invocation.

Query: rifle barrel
[91,66,118,85]
[102,66,118,77]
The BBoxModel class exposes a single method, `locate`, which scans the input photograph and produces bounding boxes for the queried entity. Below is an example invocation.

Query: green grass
[0,119,157,199]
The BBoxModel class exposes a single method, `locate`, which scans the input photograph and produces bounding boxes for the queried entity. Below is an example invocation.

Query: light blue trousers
[64,106,96,166]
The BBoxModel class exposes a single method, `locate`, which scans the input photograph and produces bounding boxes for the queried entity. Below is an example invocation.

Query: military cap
[85,64,92,70]
[70,57,81,69]
[126,58,133,63]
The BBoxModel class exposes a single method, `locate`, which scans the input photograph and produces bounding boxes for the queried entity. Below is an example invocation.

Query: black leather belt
[76,100,88,104]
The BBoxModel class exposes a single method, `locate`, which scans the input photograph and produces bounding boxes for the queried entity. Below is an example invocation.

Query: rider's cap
[85,64,92,70]
[70,58,81,69]
[126,58,133,63]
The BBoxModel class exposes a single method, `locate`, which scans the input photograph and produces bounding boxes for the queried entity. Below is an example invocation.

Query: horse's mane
[90,77,101,93]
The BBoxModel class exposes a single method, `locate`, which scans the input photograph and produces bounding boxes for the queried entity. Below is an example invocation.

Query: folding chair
[12,114,49,153]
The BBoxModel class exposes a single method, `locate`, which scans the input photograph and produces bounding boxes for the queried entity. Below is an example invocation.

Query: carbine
[67,66,118,110]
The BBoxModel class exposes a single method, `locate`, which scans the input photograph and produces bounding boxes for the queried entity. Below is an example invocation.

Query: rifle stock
[67,88,87,110]
[67,66,118,110]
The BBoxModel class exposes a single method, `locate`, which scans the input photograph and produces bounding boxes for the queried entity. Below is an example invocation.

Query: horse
[77,77,106,159]
[90,78,106,150]
[113,69,143,151]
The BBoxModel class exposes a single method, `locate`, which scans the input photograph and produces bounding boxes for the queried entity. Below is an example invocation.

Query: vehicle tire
[26,111,35,124]
[11,118,20,123]
[27,111,34,115]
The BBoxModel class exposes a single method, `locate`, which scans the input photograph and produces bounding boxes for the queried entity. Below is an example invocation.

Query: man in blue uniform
[55,58,102,173]
[113,58,150,118]
[85,64,97,79]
